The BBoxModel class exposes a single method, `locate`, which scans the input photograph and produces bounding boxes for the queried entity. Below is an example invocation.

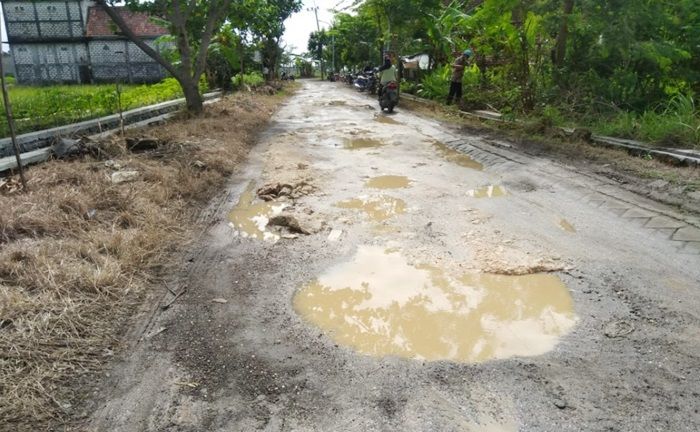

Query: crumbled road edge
[0,85,296,431]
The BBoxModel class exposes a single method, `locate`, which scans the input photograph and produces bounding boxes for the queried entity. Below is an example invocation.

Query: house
[2,1,169,85]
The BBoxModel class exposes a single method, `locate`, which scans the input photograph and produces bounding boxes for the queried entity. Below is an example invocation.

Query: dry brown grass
[0,89,291,430]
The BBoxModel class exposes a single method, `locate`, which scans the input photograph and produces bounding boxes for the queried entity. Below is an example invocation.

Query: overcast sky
[282,0,356,55]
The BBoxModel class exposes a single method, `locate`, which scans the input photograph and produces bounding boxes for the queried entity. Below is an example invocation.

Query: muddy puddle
[374,115,400,125]
[344,138,384,150]
[228,183,286,241]
[295,246,577,363]
[366,175,411,189]
[559,219,576,233]
[336,196,406,221]
[433,141,483,170]
[467,185,507,198]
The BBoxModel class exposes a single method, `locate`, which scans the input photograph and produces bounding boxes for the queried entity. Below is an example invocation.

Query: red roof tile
[86,6,169,38]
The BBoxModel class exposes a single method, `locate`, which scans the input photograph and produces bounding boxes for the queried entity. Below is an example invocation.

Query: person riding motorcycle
[377,54,398,98]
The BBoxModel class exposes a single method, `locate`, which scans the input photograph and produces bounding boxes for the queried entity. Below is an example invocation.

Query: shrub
[232,72,265,90]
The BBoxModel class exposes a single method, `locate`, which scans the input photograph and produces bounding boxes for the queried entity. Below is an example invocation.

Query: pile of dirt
[0,89,292,430]
[256,181,315,201]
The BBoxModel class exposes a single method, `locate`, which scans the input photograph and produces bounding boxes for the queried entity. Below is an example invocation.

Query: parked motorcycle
[353,73,370,92]
[353,69,377,93]
[379,81,399,113]
[367,69,378,95]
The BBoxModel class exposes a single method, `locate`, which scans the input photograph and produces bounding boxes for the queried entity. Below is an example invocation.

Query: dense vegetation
[0,78,203,138]
[313,0,700,147]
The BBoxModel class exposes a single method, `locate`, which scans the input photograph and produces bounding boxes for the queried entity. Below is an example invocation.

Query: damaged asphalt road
[87,81,700,431]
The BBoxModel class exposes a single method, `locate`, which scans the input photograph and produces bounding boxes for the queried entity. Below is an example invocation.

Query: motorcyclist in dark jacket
[377,54,397,97]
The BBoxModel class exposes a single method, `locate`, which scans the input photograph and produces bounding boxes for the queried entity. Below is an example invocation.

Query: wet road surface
[89,81,700,431]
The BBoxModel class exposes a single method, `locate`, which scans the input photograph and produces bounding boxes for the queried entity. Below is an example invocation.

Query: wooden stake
[0,50,28,190]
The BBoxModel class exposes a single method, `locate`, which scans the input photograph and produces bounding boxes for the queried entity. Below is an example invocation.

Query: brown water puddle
[228,183,286,241]
[467,185,508,198]
[559,219,576,233]
[366,175,411,189]
[433,141,483,170]
[374,115,400,125]
[336,196,406,221]
[294,246,577,363]
[344,138,384,150]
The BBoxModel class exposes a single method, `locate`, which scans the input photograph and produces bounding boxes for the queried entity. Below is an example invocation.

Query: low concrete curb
[0,91,222,172]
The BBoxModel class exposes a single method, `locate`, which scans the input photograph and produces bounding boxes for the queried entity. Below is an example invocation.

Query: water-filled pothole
[432,141,483,170]
[228,183,286,241]
[336,196,406,221]
[295,246,577,363]
[344,138,384,150]
[467,185,507,198]
[559,219,576,233]
[366,175,411,189]
[374,115,400,125]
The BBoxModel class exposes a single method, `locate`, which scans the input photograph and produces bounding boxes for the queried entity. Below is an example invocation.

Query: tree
[95,0,232,114]
[308,30,329,70]
[242,0,303,80]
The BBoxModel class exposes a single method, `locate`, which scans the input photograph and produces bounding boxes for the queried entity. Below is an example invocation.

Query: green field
[0,78,190,138]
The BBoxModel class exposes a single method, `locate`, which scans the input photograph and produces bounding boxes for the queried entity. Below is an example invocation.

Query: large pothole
[295,245,577,363]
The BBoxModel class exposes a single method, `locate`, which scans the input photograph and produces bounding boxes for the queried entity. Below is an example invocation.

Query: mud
[336,196,407,222]
[365,175,411,189]
[467,185,508,198]
[88,80,700,432]
[228,182,286,241]
[344,137,384,150]
[374,114,401,125]
[432,140,484,170]
[558,219,576,233]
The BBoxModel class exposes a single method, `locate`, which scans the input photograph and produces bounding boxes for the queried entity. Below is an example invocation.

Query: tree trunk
[512,4,534,111]
[180,77,203,114]
[554,0,575,67]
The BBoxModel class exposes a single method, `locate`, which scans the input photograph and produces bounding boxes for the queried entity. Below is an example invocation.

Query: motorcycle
[379,81,399,113]
[354,68,377,92]
[367,70,378,95]
[353,73,370,92]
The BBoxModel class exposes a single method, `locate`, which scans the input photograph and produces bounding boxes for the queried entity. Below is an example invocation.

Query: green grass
[0,78,198,138]
[593,95,700,148]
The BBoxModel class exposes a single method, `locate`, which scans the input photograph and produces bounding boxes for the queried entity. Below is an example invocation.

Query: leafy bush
[415,66,450,101]
[400,80,418,95]
[232,72,265,90]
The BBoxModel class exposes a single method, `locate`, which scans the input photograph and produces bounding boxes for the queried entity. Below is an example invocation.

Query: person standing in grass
[446,49,473,106]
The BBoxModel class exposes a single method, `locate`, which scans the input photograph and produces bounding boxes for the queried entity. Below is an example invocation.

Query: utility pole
[0,48,28,190]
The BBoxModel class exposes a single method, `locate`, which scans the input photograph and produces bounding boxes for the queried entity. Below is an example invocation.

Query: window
[14,6,25,11]
[103,45,110,51]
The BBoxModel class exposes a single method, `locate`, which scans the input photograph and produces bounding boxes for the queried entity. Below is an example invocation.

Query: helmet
[463,49,473,58]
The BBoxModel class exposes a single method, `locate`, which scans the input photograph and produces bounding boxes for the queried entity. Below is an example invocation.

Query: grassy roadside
[1,78,209,138]
[400,97,700,211]
[0,83,297,430]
